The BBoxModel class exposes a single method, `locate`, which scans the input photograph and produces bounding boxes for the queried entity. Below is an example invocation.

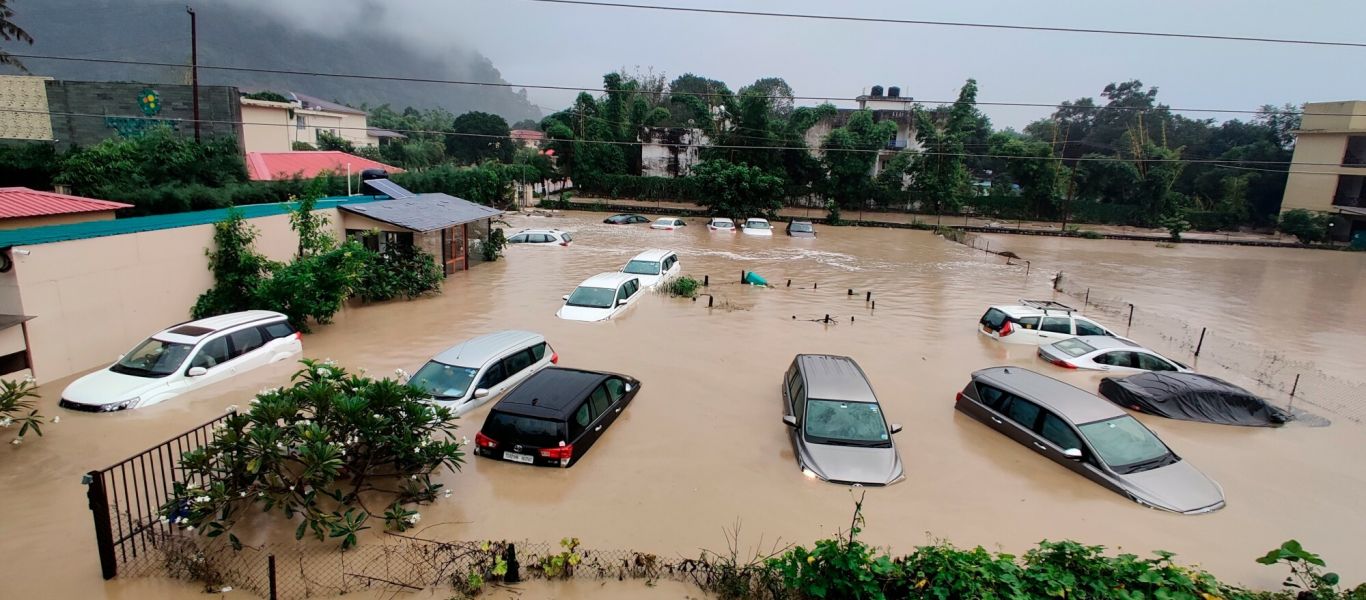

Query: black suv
[474,367,640,467]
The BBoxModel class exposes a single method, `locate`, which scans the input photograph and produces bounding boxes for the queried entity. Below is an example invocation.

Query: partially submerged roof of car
[154,310,289,344]
[1064,335,1139,351]
[971,366,1124,424]
[630,248,675,262]
[491,367,613,419]
[710,217,734,223]
[431,330,543,367]
[993,301,1075,318]
[577,272,637,289]
[745,217,770,223]
[515,228,566,235]
[796,354,877,403]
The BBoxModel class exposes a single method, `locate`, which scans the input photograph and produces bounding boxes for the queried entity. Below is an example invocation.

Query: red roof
[0,187,132,219]
[245,151,404,181]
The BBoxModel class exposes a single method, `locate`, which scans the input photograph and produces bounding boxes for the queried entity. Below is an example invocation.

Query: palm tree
[1,0,35,73]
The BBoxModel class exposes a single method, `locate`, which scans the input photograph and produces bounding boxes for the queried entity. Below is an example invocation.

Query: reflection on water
[4,211,1365,598]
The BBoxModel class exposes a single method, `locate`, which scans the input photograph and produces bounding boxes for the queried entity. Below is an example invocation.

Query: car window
[190,336,231,369]
[1137,353,1177,371]
[508,234,527,243]
[1078,416,1170,469]
[1074,318,1107,336]
[561,232,573,242]
[604,377,626,402]
[485,412,562,448]
[792,376,806,420]
[1016,316,1040,330]
[975,383,1009,412]
[1003,396,1043,429]
[227,327,265,359]
[1105,351,1139,368]
[1053,338,1095,358]
[263,321,295,340]
[1040,412,1084,451]
[530,342,548,361]
[478,361,507,390]
[502,349,534,378]
[409,361,479,399]
[589,385,612,416]
[979,309,1007,329]
[616,285,629,303]
[569,403,592,439]
[1041,316,1072,334]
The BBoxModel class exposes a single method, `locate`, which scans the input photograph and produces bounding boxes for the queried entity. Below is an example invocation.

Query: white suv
[620,249,681,289]
[978,300,1123,346]
[60,310,302,411]
[408,330,557,416]
[507,229,572,246]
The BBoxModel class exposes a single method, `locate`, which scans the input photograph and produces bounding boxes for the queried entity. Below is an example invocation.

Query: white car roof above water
[153,310,288,343]
[710,217,734,223]
[578,272,638,289]
[629,248,675,262]
[431,330,544,367]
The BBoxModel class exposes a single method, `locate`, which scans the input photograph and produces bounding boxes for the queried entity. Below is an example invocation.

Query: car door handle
[990,416,1003,424]
[1032,442,1048,451]
[594,425,603,432]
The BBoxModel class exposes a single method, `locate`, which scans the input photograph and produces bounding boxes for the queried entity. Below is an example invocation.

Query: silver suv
[408,330,557,416]
[781,355,904,486]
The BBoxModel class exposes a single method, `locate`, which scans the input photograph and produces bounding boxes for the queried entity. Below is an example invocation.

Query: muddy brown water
[4,211,1365,598]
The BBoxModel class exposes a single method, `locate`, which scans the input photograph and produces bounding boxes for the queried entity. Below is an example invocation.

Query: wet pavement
[3,210,1364,598]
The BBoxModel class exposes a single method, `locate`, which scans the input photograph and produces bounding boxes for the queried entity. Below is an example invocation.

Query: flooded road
[4,210,1365,598]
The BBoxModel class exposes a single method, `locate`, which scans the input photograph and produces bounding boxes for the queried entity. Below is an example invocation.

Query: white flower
[461,436,470,445]
[51,416,60,424]
[323,358,337,366]
[225,405,239,413]
[405,512,421,525]
[394,368,410,382]
[221,586,233,593]
[288,485,295,491]
[443,489,452,499]
[239,491,247,498]
[10,438,20,446]
[410,475,417,480]
[0,416,12,428]
[186,525,195,532]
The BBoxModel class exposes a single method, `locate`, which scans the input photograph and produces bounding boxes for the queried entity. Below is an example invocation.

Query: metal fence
[84,411,235,579]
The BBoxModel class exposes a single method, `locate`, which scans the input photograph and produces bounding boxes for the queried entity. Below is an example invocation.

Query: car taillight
[1048,356,1077,369]
[539,444,573,467]
[999,321,1014,336]
[475,432,497,449]
[560,241,569,246]
[955,391,966,403]
[550,351,559,365]
[294,332,303,341]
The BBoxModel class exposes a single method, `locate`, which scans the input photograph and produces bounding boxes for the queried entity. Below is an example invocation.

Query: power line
[522,0,1366,49]
[6,52,1338,118]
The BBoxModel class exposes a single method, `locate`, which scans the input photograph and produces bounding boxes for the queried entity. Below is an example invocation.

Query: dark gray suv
[956,367,1224,514]
[782,355,904,486]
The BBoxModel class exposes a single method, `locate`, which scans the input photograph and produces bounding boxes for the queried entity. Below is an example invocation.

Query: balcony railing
[885,140,908,150]
[1333,194,1366,208]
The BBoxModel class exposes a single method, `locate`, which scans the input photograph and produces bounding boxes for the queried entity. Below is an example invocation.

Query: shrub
[1279,209,1332,244]
[56,127,247,196]
[0,378,46,447]
[161,359,465,550]
[578,175,704,201]
[191,209,273,320]
[665,276,700,299]
[1078,230,1104,239]
[353,246,443,302]
[480,228,508,262]
[253,241,367,332]
[1160,213,1191,242]
[770,499,896,600]
[825,200,843,226]
[292,141,317,151]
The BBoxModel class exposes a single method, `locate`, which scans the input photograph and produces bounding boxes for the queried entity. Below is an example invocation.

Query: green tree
[740,77,795,117]
[192,209,272,319]
[1279,209,1331,243]
[315,130,355,153]
[56,128,247,196]
[904,80,981,213]
[447,111,512,164]
[691,159,785,221]
[820,110,896,212]
[510,119,540,131]
[0,0,34,72]
[992,135,1061,218]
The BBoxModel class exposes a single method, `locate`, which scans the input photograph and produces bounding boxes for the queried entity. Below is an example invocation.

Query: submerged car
[978,300,1123,346]
[60,311,301,412]
[1099,371,1290,427]
[786,221,816,238]
[707,217,736,232]
[742,218,773,236]
[556,272,643,322]
[955,367,1224,514]
[407,330,557,417]
[474,367,641,467]
[1039,336,1190,373]
[620,249,681,289]
[603,214,649,225]
[781,354,904,486]
[651,217,687,230]
[507,229,572,246]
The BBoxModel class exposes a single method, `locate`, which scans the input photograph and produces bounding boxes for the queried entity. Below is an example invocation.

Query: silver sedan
[1038,336,1191,373]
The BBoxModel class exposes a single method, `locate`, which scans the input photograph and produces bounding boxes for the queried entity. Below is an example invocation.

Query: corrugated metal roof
[339,194,502,232]
[366,128,406,139]
[0,187,132,219]
[0,196,378,248]
[291,92,368,115]
[245,151,403,181]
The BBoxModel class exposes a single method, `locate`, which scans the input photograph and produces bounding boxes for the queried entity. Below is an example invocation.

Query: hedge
[578,174,704,201]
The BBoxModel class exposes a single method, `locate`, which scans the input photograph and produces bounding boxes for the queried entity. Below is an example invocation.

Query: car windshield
[803,399,891,447]
[483,412,563,448]
[566,286,617,308]
[790,223,813,232]
[747,221,771,229]
[623,260,661,275]
[408,361,479,399]
[1053,338,1095,358]
[1078,416,1172,472]
[110,337,193,378]
[713,221,733,228]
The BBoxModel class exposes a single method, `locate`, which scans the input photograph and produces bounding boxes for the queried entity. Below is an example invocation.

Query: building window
[346,230,414,254]
[0,350,30,377]
[1335,175,1366,208]
[297,115,307,130]
[1344,136,1366,167]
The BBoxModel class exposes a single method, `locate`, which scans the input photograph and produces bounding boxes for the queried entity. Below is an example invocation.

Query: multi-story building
[238,90,403,153]
[804,85,919,177]
[1281,100,1366,240]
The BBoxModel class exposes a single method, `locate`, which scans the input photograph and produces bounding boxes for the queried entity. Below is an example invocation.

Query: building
[244,151,403,181]
[1281,100,1366,240]
[341,182,502,276]
[0,188,132,230]
[804,85,919,177]
[640,127,708,177]
[509,129,545,149]
[239,90,402,153]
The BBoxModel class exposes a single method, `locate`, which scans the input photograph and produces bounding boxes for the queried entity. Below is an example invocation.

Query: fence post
[85,470,118,580]
[268,554,278,600]
[1083,288,1090,310]
[504,543,521,583]
[1195,327,1207,357]
[1127,304,1135,328]
[702,275,709,287]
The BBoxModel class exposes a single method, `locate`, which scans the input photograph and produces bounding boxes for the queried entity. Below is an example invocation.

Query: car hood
[1120,459,1224,514]
[742,229,772,236]
[556,304,612,322]
[62,368,166,406]
[802,441,903,486]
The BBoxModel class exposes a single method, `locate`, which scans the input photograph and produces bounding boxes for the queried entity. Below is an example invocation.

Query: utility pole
[187,6,201,142]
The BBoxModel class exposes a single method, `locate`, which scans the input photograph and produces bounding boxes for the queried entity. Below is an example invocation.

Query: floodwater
[4,210,1365,599]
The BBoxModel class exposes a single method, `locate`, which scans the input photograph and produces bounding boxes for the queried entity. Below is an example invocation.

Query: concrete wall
[0,75,54,141]
[1300,101,1366,133]
[1282,133,1349,213]
[45,80,243,150]
[641,128,707,177]
[241,100,293,152]
[0,211,117,231]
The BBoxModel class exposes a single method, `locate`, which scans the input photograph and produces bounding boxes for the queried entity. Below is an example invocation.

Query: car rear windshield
[409,361,479,400]
[1052,338,1095,358]
[483,412,564,448]
[566,286,616,308]
[803,399,891,447]
[980,308,1008,330]
[110,338,193,378]
[1078,416,1171,472]
[790,223,813,232]
[623,260,661,275]
[747,221,771,229]
[713,221,733,227]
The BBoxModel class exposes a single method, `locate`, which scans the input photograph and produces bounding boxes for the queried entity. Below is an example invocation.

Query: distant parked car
[955,367,1225,514]
[742,218,773,236]
[408,330,557,417]
[707,217,736,232]
[474,367,641,467]
[651,217,687,230]
[978,300,1124,346]
[60,311,302,412]
[604,214,649,225]
[557,272,643,321]
[781,354,904,486]
[507,229,572,246]
[620,249,681,289]
[786,221,816,238]
[1038,336,1190,373]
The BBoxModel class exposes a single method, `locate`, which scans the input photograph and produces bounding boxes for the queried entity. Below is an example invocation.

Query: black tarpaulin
[1098,372,1290,427]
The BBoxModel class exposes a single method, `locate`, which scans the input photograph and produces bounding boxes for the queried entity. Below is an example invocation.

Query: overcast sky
[49,0,1366,128]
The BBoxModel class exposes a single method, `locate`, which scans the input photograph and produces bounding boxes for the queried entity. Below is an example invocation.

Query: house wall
[0,211,117,231]
[1282,133,1349,213]
[640,128,707,177]
[0,75,55,141]
[44,80,243,150]
[337,113,375,148]
[241,101,293,152]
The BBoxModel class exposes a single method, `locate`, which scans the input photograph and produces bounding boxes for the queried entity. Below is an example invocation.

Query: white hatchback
[978,300,1124,346]
[59,310,302,412]
[742,218,773,236]
[620,249,681,289]
[707,217,736,232]
[408,330,558,416]
[507,229,572,246]
[557,273,644,322]
[1039,336,1191,374]
[651,217,687,231]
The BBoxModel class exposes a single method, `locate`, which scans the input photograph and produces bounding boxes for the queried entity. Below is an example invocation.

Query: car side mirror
[562,295,569,301]
[625,383,634,393]
[782,415,798,428]
[1063,448,1083,460]
[890,424,903,435]
[473,388,489,399]
[187,367,208,377]
[616,299,628,306]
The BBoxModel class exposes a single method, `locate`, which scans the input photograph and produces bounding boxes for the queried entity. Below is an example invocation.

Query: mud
[3,211,1364,598]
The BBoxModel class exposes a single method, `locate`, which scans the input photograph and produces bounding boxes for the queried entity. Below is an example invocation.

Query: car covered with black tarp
[1099,372,1290,427]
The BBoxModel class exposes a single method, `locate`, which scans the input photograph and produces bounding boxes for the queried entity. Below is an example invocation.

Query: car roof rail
[1019,299,1076,314]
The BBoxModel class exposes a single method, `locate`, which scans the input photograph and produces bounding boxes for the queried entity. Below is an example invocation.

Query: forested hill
[5,0,540,122]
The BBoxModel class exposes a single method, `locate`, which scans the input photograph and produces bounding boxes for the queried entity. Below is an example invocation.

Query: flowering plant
[1,377,46,447]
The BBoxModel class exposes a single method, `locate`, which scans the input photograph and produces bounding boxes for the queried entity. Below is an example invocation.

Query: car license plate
[503,451,534,464]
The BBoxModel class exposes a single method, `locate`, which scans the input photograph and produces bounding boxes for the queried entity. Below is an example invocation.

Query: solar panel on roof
[363,178,415,199]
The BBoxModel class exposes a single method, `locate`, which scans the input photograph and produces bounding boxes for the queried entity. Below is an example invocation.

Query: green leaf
[1323,572,1340,586]
[295,519,307,541]
[228,533,242,551]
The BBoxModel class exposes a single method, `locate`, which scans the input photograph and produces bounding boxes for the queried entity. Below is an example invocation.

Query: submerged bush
[353,246,443,303]
[666,276,701,299]
[0,378,46,447]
